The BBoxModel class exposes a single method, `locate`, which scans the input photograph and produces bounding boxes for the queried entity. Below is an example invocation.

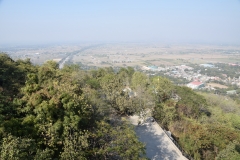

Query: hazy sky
[0,0,240,45]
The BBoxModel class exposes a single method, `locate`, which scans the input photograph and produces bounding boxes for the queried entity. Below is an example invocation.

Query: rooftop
[190,81,203,86]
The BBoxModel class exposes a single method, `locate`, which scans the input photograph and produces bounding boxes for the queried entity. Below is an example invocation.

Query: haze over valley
[1,1,240,159]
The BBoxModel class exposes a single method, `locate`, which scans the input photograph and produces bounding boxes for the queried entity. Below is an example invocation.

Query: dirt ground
[207,83,228,89]
[6,43,240,67]
[72,44,240,67]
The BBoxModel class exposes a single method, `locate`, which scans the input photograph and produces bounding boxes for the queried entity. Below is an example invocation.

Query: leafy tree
[175,86,207,119]
[131,72,154,117]
[88,119,147,160]
[0,134,36,160]
[217,141,240,160]
[153,100,177,127]
[15,61,93,158]
[151,76,174,103]
[118,67,134,78]
[0,55,148,159]
[0,53,37,138]
[100,71,145,115]
[60,130,88,160]
[131,72,148,90]
[38,61,59,84]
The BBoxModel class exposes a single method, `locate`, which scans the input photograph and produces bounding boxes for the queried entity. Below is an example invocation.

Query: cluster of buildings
[186,81,205,90]
[141,64,240,94]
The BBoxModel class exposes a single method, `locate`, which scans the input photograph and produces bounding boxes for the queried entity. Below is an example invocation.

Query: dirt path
[129,115,188,160]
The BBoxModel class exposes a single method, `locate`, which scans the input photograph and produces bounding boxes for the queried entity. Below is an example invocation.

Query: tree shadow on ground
[134,121,182,160]
[235,144,240,154]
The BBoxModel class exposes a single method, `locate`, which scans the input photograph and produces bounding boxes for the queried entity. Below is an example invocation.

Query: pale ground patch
[8,44,240,66]
[52,58,62,62]
[207,83,228,89]
[128,115,188,160]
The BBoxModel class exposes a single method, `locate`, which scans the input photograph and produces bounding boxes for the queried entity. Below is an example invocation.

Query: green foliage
[38,61,58,84]
[100,73,127,114]
[34,148,54,160]
[200,93,240,130]
[86,78,100,89]
[61,64,80,73]
[5,59,93,158]
[3,52,240,159]
[152,80,240,159]
[176,121,240,160]
[201,93,240,114]
[228,114,240,130]
[131,72,148,90]
[0,54,146,159]
[88,119,147,160]
[0,53,37,138]
[0,53,36,93]
[151,76,174,102]
[100,73,121,105]
[216,141,240,160]
[171,92,240,159]
[175,86,207,119]
[118,66,135,78]
[0,134,36,160]
[60,130,88,160]
[153,100,177,127]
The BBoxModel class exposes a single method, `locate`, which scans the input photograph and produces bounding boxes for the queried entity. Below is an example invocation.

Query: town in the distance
[2,42,240,159]
[3,43,240,96]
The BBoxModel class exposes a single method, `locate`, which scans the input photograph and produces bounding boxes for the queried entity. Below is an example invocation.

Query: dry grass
[73,44,239,67]
[207,83,228,89]
[7,43,240,67]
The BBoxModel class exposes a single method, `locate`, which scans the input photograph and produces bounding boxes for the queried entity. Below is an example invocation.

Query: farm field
[3,43,240,67]
[207,83,229,89]
[72,44,240,67]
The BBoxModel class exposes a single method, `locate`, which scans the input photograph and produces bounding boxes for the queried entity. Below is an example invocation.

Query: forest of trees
[1,53,240,160]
